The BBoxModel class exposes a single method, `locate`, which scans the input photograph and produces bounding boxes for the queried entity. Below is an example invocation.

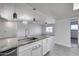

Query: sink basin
[18,37,39,46]
[27,37,38,40]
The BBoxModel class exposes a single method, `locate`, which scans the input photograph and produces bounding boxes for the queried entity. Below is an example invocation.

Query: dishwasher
[0,47,17,56]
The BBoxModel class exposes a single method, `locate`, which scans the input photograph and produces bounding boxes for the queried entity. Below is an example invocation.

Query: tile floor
[46,44,79,56]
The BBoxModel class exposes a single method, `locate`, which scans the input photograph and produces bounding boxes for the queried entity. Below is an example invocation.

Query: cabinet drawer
[19,44,32,53]
[19,49,31,56]
[18,40,43,56]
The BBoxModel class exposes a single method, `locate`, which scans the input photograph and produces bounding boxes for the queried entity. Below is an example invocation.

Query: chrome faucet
[25,29,29,37]
[25,29,27,37]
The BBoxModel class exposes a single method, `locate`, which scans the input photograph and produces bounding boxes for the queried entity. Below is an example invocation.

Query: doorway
[70,20,78,47]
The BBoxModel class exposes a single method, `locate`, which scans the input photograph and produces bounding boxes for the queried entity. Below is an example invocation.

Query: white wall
[0,21,17,38]
[78,19,79,45]
[55,19,71,47]
[17,22,42,37]
[27,23,42,36]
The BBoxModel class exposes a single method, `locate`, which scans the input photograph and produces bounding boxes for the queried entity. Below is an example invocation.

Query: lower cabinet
[47,36,54,52]
[18,40,43,56]
[42,38,47,55]
[43,36,54,55]
[31,44,42,56]
[18,36,54,56]
[19,48,31,56]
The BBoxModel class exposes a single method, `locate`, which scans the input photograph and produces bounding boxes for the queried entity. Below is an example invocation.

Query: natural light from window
[73,3,79,10]
[71,25,78,30]
[46,27,53,32]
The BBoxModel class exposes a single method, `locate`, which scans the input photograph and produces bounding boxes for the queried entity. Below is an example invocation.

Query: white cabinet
[18,36,54,56]
[42,38,47,55]
[31,44,42,56]
[47,36,54,52]
[43,36,54,55]
[19,48,31,56]
[31,40,43,56]
[18,40,43,56]
[18,43,32,56]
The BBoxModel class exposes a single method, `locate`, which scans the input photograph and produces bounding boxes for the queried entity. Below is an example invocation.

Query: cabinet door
[31,40,43,56]
[18,40,43,56]
[42,39,47,55]
[18,43,32,56]
[47,37,54,52]
[31,44,42,56]
[19,48,31,56]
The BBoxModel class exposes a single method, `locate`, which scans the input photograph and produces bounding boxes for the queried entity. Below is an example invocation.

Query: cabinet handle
[32,44,41,50]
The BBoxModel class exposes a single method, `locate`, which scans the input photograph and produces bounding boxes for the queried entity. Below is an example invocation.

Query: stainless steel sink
[18,37,39,46]
[27,37,38,40]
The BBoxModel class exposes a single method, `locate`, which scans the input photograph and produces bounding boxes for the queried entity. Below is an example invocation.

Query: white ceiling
[0,3,75,25]
[27,3,73,20]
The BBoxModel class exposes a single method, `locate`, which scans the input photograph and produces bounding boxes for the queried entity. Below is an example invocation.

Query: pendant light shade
[33,18,36,22]
[13,12,17,19]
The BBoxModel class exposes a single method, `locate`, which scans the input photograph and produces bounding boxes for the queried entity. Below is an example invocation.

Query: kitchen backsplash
[17,22,42,37]
[0,21,54,39]
[0,21,17,38]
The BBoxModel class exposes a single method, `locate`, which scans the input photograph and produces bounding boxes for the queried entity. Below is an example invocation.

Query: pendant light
[13,4,17,20]
[13,12,17,20]
[33,18,36,22]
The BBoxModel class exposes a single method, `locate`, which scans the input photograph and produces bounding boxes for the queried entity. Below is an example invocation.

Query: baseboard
[55,42,71,48]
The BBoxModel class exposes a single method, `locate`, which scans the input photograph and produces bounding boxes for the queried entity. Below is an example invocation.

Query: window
[73,3,79,10]
[71,25,78,30]
[46,27,53,32]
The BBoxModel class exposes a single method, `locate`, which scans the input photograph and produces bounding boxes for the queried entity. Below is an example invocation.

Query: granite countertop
[0,35,53,52]
[18,35,53,47]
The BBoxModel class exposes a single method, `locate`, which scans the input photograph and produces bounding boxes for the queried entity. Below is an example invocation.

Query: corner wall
[55,19,71,47]
[78,19,79,45]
